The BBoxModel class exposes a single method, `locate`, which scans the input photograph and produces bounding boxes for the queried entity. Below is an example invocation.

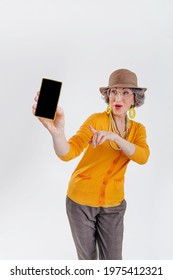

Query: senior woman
[32,68,150,260]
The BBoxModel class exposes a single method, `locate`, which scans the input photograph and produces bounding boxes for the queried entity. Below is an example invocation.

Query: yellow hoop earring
[106,105,111,115]
[129,107,136,119]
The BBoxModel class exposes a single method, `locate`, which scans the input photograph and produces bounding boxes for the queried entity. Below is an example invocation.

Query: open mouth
[114,104,123,110]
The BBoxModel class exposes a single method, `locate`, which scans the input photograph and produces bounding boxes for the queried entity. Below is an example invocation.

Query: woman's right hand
[32,91,65,136]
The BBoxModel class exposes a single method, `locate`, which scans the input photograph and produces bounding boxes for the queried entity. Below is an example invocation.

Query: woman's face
[108,87,134,117]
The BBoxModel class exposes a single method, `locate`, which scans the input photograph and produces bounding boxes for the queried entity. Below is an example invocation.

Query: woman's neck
[112,113,127,134]
[112,113,126,124]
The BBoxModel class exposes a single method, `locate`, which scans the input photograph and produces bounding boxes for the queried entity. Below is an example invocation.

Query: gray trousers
[66,196,126,260]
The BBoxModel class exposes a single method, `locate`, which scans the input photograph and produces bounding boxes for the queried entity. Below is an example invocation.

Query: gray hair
[101,88,146,107]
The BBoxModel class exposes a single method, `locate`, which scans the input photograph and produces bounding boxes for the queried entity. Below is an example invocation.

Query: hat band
[100,84,147,94]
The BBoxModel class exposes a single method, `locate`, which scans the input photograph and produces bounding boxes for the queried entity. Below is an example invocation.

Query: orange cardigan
[59,112,150,207]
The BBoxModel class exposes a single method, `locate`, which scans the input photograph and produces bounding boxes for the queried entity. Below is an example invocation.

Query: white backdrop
[0,0,173,260]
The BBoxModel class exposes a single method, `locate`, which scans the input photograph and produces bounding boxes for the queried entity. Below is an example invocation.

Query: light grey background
[0,0,173,259]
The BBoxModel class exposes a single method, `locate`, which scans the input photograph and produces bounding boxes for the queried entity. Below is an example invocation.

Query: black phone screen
[35,78,62,120]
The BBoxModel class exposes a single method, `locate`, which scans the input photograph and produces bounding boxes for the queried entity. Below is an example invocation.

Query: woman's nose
[115,93,122,101]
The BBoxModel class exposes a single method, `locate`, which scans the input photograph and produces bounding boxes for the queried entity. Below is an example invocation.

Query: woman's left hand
[89,125,117,148]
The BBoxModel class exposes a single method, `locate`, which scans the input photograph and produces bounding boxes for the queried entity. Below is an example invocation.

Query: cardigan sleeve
[58,114,97,161]
[127,123,150,165]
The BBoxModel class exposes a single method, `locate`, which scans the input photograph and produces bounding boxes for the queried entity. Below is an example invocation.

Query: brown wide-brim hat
[99,69,147,94]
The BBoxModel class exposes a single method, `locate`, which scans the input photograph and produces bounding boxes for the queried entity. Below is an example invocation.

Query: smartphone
[35,78,62,120]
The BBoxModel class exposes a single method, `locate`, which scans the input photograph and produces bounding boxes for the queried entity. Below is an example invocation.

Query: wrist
[51,128,65,138]
[113,132,119,142]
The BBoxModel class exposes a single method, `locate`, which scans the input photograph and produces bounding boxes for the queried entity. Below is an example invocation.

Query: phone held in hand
[35,78,62,120]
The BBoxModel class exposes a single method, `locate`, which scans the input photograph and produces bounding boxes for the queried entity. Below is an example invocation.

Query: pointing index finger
[89,125,97,134]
